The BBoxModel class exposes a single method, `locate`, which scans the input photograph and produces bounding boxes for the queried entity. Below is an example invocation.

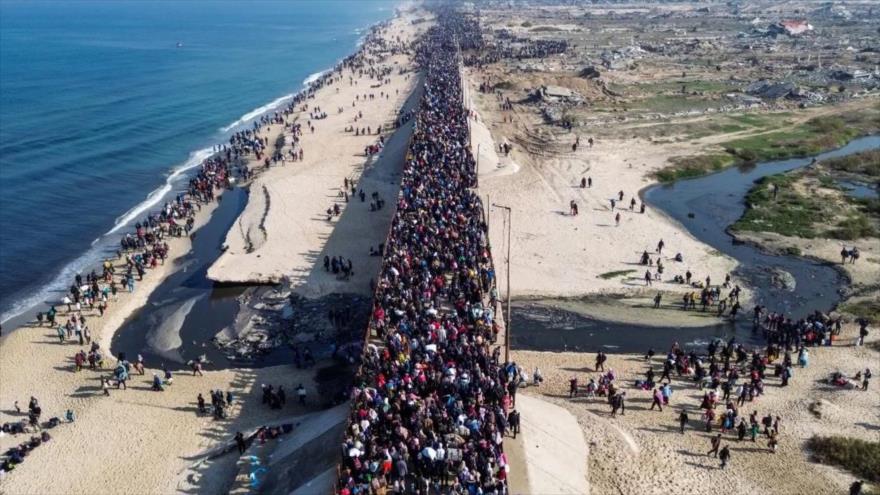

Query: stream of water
[511,136,880,353]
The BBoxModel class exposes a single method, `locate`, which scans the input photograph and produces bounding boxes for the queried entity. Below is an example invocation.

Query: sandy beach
[208,14,425,299]
[0,8,427,494]
[2,2,878,494]
[466,73,741,301]
[511,322,879,495]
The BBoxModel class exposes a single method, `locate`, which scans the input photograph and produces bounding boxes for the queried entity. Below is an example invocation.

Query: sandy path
[511,324,879,495]
[465,69,739,301]
[514,394,590,495]
[208,14,426,299]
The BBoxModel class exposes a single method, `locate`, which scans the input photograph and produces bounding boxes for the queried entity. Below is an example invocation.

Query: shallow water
[511,136,880,353]
[836,179,878,200]
[107,187,270,369]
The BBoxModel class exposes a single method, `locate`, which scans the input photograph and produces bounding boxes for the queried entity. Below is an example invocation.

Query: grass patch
[727,112,793,128]
[655,154,736,182]
[531,26,563,32]
[732,169,878,239]
[838,299,880,322]
[724,112,880,162]
[806,436,880,483]
[831,214,877,240]
[598,269,636,280]
[635,94,718,113]
[656,107,878,184]
[821,149,880,177]
[731,172,830,237]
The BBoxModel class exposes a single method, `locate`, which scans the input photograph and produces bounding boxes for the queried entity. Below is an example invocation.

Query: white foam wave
[0,247,101,324]
[0,147,215,325]
[220,93,295,133]
[104,147,214,236]
[302,70,328,87]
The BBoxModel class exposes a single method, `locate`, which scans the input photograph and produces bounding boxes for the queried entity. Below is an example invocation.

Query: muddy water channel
[511,136,880,353]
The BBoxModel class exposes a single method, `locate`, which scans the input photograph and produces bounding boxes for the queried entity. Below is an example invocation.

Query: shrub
[806,436,880,483]
[831,215,876,240]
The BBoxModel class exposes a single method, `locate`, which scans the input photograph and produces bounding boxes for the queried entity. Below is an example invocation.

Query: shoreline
[0,13,399,330]
[0,7,429,494]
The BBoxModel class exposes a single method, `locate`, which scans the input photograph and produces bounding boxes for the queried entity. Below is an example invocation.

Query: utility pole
[492,203,512,363]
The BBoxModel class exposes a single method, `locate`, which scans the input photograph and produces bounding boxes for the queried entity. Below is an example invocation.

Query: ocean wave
[219,65,336,135]
[0,246,105,324]
[105,147,215,236]
[219,93,295,133]
[302,70,329,87]
[0,147,215,325]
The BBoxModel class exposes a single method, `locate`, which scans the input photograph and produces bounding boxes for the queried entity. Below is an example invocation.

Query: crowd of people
[336,11,512,495]
[563,322,872,473]
[463,29,568,67]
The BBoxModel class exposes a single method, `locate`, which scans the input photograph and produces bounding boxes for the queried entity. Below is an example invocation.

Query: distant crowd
[336,9,512,495]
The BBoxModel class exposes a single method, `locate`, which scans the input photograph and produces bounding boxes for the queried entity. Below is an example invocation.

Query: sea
[0,0,397,324]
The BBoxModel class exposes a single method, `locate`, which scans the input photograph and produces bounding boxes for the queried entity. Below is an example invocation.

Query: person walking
[719,445,731,469]
[508,409,520,439]
[857,320,869,346]
[296,384,307,405]
[235,431,247,455]
[707,433,722,457]
[678,410,689,434]
[650,388,663,411]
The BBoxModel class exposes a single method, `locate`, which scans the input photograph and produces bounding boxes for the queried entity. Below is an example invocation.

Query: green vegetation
[655,154,735,182]
[598,269,636,280]
[727,112,793,128]
[831,214,877,240]
[839,299,880,322]
[629,79,737,95]
[724,113,880,162]
[782,246,802,256]
[494,80,515,90]
[732,173,830,237]
[732,170,878,239]
[634,94,719,113]
[806,436,880,483]
[531,26,563,32]
[655,107,879,183]
[821,149,880,177]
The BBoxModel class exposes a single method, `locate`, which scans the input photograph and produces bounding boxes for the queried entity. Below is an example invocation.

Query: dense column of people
[336,11,511,495]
